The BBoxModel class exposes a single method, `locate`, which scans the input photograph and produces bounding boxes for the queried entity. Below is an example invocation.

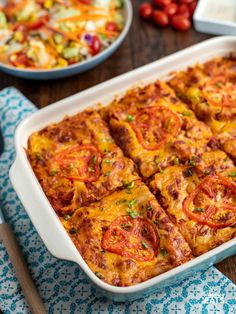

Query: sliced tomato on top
[202,74,236,107]
[129,106,181,150]
[183,176,236,228]
[51,144,102,182]
[102,215,159,262]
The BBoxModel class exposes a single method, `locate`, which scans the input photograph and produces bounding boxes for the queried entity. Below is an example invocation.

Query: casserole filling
[27,110,139,215]
[66,182,192,286]
[27,55,236,286]
[169,56,236,161]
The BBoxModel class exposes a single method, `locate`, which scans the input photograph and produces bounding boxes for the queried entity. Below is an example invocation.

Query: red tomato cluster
[139,0,198,31]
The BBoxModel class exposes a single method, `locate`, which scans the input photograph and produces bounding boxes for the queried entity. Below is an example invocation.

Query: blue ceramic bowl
[0,1,133,80]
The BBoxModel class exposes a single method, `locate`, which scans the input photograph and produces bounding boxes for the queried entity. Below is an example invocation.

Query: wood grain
[0,224,46,313]
[0,0,235,283]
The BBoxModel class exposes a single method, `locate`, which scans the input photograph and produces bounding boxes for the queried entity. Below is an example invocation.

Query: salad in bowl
[0,0,125,70]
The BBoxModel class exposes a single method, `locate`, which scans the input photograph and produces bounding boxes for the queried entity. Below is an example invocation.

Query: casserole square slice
[101,80,214,178]
[149,165,236,256]
[27,110,139,215]
[65,182,192,287]
[168,56,236,161]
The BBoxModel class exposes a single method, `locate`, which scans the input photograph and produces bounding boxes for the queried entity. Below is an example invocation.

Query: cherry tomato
[171,15,191,31]
[139,2,153,19]
[106,21,118,32]
[189,0,198,17]
[177,4,191,19]
[164,3,178,17]
[152,10,169,27]
[90,36,101,55]
[153,0,172,8]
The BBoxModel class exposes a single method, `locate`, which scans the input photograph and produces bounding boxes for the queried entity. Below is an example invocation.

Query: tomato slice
[183,176,236,228]
[102,216,159,262]
[130,106,181,150]
[202,75,236,107]
[51,144,101,182]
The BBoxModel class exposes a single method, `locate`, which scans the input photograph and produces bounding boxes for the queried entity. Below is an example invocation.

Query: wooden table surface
[1,0,235,284]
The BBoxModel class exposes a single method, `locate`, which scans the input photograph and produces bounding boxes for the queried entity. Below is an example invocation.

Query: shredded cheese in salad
[0,0,124,69]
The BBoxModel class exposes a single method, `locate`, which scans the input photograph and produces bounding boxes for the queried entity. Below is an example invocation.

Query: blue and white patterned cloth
[0,87,236,314]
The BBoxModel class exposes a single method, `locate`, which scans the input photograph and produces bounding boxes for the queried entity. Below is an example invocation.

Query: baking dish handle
[9,157,80,262]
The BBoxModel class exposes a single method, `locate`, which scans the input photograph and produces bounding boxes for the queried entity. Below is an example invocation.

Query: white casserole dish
[10,36,236,302]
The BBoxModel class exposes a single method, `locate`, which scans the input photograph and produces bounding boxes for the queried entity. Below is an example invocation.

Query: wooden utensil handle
[0,223,47,314]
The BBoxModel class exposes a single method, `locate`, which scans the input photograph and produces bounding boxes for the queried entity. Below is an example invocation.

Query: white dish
[194,0,236,35]
[10,36,236,301]
[0,0,132,80]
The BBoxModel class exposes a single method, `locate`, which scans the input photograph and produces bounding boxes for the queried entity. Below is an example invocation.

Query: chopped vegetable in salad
[0,0,124,69]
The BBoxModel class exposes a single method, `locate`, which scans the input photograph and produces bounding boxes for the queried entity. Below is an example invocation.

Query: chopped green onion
[194,207,204,213]
[174,157,180,166]
[104,159,112,163]
[215,82,223,88]
[49,170,59,176]
[92,155,97,164]
[88,166,95,173]
[128,199,137,208]
[116,199,127,205]
[127,114,134,122]
[189,160,196,167]
[182,111,192,117]
[127,210,139,219]
[228,171,236,178]
[141,241,149,249]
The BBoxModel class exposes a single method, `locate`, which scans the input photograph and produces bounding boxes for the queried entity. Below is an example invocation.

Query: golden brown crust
[168,56,236,161]
[68,182,192,286]
[101,81,214,178]
[149,166,236,256]
[27,110,139,215]
[27,55,236,287]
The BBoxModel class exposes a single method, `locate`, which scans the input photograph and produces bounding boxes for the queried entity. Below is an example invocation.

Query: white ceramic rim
[10,36,236,295]
[0,0,133,74]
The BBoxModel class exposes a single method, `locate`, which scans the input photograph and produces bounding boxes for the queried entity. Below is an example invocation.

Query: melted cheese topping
[150,166,236,256]
[27,56,236,286]
[68,182,192,286]
[101,80,214,178]
[169,56,236,161]
[27,110,138,215]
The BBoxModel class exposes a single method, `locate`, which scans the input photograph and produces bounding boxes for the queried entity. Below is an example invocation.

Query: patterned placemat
[0,87,235,314]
